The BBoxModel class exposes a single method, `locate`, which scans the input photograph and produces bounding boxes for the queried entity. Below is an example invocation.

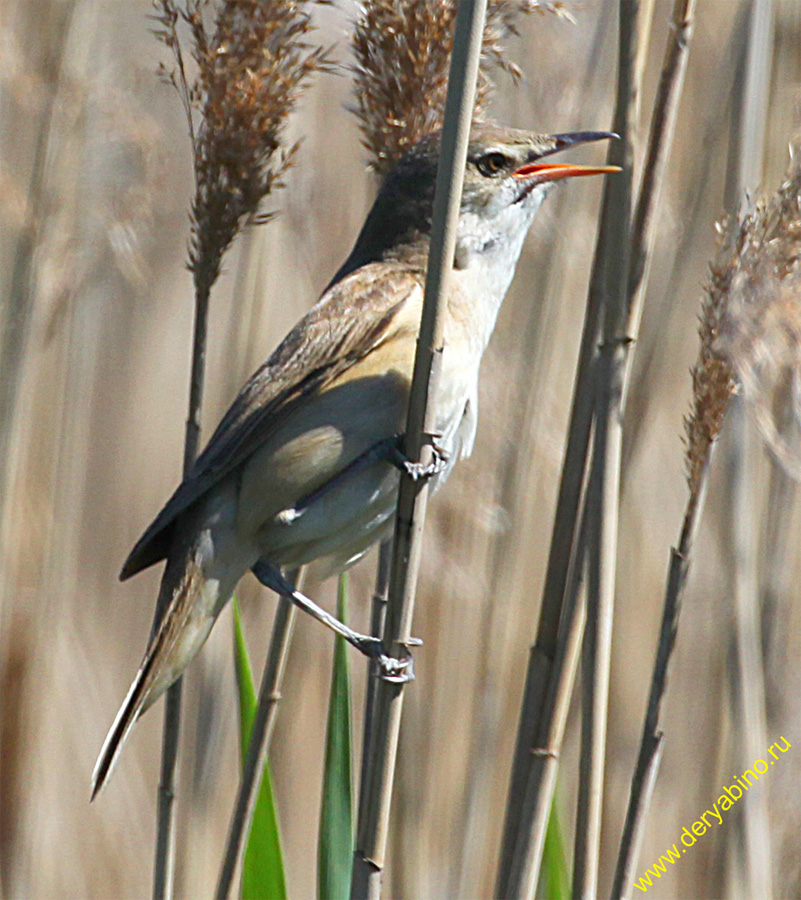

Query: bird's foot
[391,434,450,482]
[354,635,423,683]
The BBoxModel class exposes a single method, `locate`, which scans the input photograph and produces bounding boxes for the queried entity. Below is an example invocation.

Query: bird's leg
[280,434,449,523]
[251,561,419,683]
[388,433,450,482]
[285,436,402,518]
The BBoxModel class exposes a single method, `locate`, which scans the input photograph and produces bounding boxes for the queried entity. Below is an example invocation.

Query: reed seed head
[153,0,329,293]
[684,224,738,499]
[716,143,801,478]
[350,0,572,175]
[685,143,801,493]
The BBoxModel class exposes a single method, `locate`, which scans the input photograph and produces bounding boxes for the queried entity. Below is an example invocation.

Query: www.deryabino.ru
[634,736,791,893]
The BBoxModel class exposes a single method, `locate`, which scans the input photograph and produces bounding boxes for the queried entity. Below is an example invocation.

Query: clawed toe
[356,636,421,683]
[392,433,450,482]
[376,651,416,683]
[402,460,439,481]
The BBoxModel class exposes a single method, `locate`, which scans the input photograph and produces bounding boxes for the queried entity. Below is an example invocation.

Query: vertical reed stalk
[148,3,325,895]
[357,540,392,830]
[499,0,697,890]
[455,19,613,892]
[611,475,710,898]
[152,277,211,900]
[625,0,697,368]
[348,4,562,894]
[501,470,592,897]
[576,0,699,893]
[350,4,488,896]
[573,6,637,892]
[494,135,604,900]
[622,0,748,470]
[497,4,638,893]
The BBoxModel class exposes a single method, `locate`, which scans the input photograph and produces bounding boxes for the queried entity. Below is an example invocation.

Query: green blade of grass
[540,795,570,900]
[232,597,287,900]
[318,574,353,900]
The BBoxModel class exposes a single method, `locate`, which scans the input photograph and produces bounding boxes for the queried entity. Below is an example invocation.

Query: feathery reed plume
[716,144,801,479]
[616,141,801,896]
[685,220,739,497]
[153,0,328,293]
[350,0,572,173]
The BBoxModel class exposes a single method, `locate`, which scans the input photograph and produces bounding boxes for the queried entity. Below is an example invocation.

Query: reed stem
[350,4,488,896]
[152,279,211,900]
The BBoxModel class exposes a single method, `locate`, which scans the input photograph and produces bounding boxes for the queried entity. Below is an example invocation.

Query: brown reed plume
[613,133,801,899]
[153,0,328,294]
[685,221,739,498]
[716,144,801,479]
[350,0,571,174]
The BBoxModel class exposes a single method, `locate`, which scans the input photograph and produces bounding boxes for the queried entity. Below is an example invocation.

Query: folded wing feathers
[120,263,423,581]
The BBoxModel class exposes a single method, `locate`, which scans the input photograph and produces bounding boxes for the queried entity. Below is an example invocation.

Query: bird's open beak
[515,130,620,184]
[513,161,621,184]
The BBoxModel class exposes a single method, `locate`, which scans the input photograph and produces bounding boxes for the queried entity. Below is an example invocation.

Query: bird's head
[333,123,618,282]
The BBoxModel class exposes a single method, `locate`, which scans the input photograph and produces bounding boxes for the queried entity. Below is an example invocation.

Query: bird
[92,122,618,798]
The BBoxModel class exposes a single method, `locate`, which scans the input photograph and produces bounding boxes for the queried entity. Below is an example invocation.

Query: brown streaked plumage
[92,123,618,797]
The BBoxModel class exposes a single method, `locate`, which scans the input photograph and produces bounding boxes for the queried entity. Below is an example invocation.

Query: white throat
[450,183,549,352]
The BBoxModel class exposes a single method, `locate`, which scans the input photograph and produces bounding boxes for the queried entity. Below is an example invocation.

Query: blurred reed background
[2,1,800,897]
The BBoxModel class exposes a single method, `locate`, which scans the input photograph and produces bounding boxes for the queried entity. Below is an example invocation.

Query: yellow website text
[634,736,792,893]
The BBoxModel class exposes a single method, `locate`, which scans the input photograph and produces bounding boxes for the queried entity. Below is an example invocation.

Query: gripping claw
[392,434,450,482]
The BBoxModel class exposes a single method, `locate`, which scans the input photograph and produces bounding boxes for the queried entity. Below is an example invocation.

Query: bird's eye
[476,152,509,177]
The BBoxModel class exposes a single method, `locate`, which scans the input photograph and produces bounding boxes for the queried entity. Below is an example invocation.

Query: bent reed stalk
[614,92,801,893]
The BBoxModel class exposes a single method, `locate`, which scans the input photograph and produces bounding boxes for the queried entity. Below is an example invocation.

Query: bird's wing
[120,261,424,580]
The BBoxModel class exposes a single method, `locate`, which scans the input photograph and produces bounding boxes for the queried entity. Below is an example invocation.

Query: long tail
[91,552,213,800]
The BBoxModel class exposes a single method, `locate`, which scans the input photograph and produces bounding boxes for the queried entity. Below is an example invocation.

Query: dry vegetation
[2,1,801,898]
[350,0,571,172]
[153,0,328,287]
[716,145,801,480]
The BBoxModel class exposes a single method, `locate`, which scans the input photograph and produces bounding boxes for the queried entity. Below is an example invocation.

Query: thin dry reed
[149,2,326,897]
[611,220,737,898]
[572,0,638,890]
[496,0,638,889]
[351,5,490,896]
[345,2,576,896]
[613,133,801,897]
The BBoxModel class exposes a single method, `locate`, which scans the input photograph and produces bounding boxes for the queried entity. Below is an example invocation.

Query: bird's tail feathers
[91,552,212,800]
